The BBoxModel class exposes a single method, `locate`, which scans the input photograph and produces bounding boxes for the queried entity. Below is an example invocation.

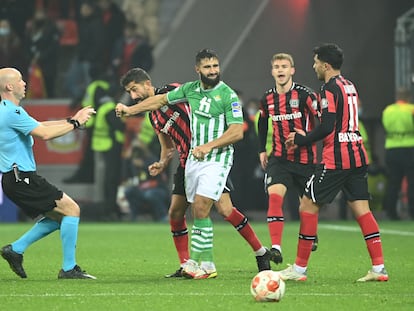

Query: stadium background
[1,0,413,221]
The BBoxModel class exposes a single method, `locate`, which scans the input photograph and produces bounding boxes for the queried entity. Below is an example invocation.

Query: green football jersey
[167,80,243,165]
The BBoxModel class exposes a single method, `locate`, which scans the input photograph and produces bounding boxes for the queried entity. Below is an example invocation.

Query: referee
[0,67,96,279]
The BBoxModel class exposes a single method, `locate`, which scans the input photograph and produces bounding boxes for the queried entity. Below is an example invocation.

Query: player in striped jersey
[281,43,388,282]
[257,53,319,265]
[116,66,271,279]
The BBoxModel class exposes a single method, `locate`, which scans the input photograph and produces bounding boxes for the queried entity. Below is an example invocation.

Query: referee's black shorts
[1,171,63,218]
[304,164,370,205]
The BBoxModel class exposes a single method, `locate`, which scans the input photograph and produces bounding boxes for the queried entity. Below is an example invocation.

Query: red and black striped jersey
[149,84,191,168]
[319,75,368,169]
[258,82,319,164]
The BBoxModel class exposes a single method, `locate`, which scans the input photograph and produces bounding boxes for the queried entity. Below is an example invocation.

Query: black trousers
[383,147,414,219]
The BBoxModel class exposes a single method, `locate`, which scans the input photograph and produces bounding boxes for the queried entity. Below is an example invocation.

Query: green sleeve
[225,90,243,124]
[167,82,191,104]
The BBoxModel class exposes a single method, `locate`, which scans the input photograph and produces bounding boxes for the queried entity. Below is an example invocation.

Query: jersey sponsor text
[337,132,362,143]
[271,111,302,122]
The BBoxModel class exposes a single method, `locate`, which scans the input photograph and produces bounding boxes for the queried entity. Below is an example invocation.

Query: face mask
[0,27,10,36]
[247,108,257,117]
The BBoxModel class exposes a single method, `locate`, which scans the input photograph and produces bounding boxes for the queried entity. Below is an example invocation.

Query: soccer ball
[250,270,286,302]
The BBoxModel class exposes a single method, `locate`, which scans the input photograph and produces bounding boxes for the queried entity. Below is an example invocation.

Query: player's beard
[135,90,151,104]
[315,68,325,81]
[200,72,220,88]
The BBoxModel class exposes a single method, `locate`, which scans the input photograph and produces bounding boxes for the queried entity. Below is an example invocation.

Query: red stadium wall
[23,100,86,165]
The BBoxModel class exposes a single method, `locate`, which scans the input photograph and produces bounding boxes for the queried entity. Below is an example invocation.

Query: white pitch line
[319,224,414,236]
[0,292,412,298]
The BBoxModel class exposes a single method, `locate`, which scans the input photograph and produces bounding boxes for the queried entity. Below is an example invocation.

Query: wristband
[66,118,81,129]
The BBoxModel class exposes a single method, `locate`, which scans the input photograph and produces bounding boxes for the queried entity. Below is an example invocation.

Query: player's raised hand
[73,106,96,126]
[115,103,129,117]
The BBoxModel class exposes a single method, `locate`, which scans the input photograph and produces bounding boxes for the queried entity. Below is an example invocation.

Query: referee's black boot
[58,265,97,279]
[1,244,27,278]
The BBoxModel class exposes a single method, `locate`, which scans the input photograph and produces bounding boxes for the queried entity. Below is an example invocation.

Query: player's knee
[71,202,81,216]
[216,203,232,218]
[63,201,80,217]
[299,196,319,213]
[193,206,211,218]
[168,206,186,219]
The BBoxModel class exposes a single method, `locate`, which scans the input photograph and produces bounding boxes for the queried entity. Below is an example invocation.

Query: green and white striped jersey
[167,80,243,165]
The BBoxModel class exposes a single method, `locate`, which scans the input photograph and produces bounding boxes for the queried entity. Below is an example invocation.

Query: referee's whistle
[12,163,21,183]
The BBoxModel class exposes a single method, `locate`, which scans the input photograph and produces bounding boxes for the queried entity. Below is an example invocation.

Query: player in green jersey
[116,49,245,279]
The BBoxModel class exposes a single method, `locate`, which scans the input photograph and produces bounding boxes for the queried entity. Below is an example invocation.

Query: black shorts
[1,171,63,218]
[172,165,233,196]
[304,164,370,205]
[265,157,315,197]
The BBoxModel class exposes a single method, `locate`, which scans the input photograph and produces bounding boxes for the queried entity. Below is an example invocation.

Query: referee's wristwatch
[66,118,81,129]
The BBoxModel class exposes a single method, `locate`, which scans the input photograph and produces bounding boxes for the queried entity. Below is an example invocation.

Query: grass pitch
[0,220,413,311]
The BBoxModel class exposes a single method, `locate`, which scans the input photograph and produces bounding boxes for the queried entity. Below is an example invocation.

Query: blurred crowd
[0,0,157,100]
[0,0,164,222]
[0,0,289,223]
[0,0,272,223]
[1,1,412,222]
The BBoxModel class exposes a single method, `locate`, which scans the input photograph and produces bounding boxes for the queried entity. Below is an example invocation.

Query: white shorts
[185,159,232,203]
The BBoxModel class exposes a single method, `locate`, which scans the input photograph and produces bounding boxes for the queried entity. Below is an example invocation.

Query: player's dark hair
[120,68,151,87]
[195,48,219,65]
[313,43,344,70]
